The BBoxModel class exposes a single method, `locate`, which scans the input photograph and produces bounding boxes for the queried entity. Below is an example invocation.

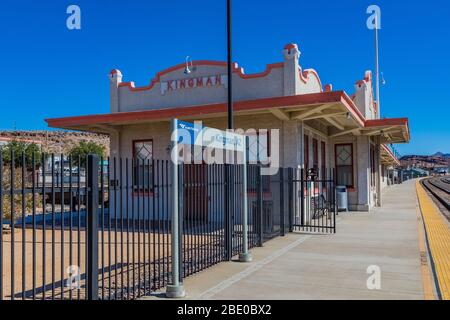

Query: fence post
[87,154,99,300]
[333,168,337,234]
[280,168,285,236]
[257,165,263,247]
[288,168,293,233]
[178,164,184,282]
[238,152,252,262]
[224,164,232,261]
[300,168,305,227]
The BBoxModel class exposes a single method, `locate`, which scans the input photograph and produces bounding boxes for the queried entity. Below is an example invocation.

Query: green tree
[0,140,42,168]
[69,141,106,167]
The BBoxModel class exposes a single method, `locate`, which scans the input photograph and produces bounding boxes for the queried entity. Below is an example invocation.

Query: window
[246,130,271,193]
[133,140,153,191]
[370,145,376,187]
[313,138,318,170]
[304,134,309,171]
[246,130,271,165]
[335,144,353,188]
[321,141,326,179]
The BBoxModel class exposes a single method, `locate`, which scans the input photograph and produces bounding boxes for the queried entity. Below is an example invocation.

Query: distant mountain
[400,152,450,169]
[432,152,450,158]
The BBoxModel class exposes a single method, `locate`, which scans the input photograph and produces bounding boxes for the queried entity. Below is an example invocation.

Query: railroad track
[421,177,450,221]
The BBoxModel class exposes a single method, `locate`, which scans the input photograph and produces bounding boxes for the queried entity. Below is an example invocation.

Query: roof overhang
[363,118,410,144]
[46,91,409,144]
[380,144,400,166]
[46,91,360,132]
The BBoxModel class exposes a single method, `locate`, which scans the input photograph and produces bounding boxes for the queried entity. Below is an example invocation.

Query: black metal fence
[0,152,335,300]
[291,169,337,233]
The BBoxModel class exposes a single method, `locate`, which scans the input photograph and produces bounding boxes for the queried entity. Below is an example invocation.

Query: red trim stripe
[117,60,284,92]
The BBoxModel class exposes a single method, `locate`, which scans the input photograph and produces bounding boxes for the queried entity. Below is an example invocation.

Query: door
[183,164,208,223]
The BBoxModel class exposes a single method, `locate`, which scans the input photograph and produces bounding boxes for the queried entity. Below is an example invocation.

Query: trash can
[336,186,348,212]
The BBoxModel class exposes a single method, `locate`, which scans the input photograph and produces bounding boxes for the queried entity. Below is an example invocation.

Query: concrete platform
[144,179,426,300]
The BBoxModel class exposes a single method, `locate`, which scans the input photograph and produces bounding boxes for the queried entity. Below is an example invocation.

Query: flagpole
[375,15,380,117]
[375,15,382,207]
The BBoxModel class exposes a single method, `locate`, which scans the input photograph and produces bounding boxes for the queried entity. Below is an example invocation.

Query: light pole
[224,0,233,261]
[227,0,233,130]
[226,0,251,263]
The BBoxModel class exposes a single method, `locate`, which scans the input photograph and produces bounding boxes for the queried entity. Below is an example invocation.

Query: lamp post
[226,0,251,263]
[224,0,233,261]
[227,0,233,130]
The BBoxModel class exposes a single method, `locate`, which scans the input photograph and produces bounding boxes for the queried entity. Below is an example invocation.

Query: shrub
[1,166,43,221]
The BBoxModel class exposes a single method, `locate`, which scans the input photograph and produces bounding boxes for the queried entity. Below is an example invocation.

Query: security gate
[291,168,337,234]
[247,167,336,241]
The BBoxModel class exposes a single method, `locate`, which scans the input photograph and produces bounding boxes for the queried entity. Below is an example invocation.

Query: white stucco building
[47,43,409,211]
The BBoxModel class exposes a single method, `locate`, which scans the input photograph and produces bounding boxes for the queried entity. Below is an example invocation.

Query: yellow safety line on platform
[415,204,437,300]
[416,181,450,300]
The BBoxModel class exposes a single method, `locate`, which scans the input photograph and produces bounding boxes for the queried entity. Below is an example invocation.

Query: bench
[310,195,332,219]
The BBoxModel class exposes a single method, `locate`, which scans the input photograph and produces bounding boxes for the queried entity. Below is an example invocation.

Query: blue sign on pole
[171,118,250,265]
[176,120,203,145]
[176,120,244,152]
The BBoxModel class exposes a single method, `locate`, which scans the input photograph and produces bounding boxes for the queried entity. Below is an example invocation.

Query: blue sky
[0,0,448,155]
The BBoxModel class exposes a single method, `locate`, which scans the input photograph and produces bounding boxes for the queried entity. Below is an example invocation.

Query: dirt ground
[0,228,224,300]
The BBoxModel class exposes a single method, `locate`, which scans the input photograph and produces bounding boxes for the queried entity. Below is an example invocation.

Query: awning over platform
[46,91,410,144]
[380,144,401,166]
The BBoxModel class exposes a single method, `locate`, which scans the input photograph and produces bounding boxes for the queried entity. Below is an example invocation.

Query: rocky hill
[400,153,450,169]
[0,130,110,155]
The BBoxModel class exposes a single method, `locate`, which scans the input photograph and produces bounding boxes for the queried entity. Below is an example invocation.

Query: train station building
[46,43,409,211]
